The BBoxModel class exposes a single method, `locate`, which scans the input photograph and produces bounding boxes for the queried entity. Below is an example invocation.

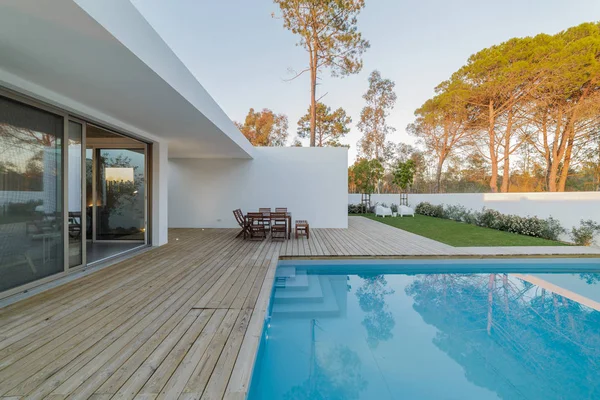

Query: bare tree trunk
[500,109,514,193]
[501,156,510,192]
[558,126,576,191]
[488,100,499,193]
[434,155,444,193]
[548,109,573,192]
[547,112,562,192]
[310,64,317,147]
[548,165,558,192]
[540,113,553,192]
[489,153,499,192]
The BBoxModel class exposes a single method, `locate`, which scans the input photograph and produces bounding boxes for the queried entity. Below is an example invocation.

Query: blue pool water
[248,259,600,400]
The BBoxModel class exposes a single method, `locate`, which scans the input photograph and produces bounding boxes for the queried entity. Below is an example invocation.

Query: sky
[131,0,600,165]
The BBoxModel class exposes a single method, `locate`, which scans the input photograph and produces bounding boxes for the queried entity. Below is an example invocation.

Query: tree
[382,143,429,193]
[408,83,470,193]
[235,108,289,146]
[358,71,397,160]
[450,35,543,193]
[392,159,416,192]
[405,22,600,193]
[291,137,304,147]
[297,102,351,147]
[528,23,600,191]
[350,158,383,194]
[273,0,369,147]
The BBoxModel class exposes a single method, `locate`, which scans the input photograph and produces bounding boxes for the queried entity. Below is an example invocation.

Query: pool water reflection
[248,260,600,400]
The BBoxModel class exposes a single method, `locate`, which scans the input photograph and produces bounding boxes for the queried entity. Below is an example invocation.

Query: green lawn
[359,214,568,247]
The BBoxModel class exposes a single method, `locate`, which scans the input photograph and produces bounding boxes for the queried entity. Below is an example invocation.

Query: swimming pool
[248,258,600,400]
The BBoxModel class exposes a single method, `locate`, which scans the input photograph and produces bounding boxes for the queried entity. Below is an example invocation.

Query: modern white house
[0,0,348,298]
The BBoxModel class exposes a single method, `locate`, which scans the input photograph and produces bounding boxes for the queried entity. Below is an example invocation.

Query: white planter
[392,212,398,217]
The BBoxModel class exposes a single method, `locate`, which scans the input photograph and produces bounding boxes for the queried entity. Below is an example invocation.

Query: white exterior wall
[169,147,348,229]
[0,75,170,247]
[349,192,600,240]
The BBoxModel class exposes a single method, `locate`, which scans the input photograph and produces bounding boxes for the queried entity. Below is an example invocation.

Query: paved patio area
[0,216,598,399]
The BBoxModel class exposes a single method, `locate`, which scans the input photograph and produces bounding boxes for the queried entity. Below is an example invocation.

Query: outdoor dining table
[244,212,292,239]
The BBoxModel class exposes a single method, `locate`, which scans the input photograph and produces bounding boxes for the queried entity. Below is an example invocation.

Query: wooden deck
[0,216,593,399]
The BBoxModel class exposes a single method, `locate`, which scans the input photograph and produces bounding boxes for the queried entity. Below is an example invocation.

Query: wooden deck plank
[105,309,213,399]
[6,234,247,398]
[0,230,224,332]
[0,230,233,353]
[0,233,243,394]
[0,217,471,399]
[135,309,226,399]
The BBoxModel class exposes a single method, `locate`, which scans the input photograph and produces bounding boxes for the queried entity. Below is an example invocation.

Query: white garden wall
[169,147,348,229]
[349,192,600,242]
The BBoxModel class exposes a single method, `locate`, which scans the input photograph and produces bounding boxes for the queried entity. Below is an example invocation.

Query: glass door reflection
[0,95,64,292]
[68,121,83,268]
[85,125,146,264]
[96,148,145,241]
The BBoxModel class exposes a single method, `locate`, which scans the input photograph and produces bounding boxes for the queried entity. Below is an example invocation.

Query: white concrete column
[151,140,169,246]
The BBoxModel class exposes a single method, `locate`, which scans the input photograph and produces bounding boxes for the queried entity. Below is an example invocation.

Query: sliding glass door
[0,95,64,292]
[1,90,150,296]
[85,125,147,264]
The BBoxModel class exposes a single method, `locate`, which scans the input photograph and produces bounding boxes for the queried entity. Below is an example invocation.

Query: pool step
[277,270,309,291]
[275,266,296,278]
[274,275,323,303]
[275,268,310,290]
[272,276,340,318]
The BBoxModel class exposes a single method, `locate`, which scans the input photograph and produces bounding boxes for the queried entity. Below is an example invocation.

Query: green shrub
[444,205,469,222]
[570,220,600,246]
[463,210,480,225]
[415,202,444,218]
[541,217,566,241]
[414,202,429,215]
[390,204,398,213]
[414,202,566,241]
[477,208,503,229]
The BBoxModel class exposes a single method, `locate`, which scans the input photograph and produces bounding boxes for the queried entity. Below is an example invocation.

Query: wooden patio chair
[270,212,287,241]
[247,212,268,241]
[295,220,309,239]
[233,209,250,238]
[259,208,271,229]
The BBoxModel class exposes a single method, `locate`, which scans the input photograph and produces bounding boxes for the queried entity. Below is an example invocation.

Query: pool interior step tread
[274,275,323,303]
[275,270,309,291]
[272,275,341,317]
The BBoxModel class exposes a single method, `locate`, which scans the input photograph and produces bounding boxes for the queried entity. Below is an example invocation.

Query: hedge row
[414,202,565,241]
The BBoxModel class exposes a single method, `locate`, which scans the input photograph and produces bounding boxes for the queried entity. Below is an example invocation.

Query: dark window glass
[0,96,64,292]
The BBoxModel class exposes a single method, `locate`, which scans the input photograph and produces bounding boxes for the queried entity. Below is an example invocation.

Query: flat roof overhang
[0,0,253,159]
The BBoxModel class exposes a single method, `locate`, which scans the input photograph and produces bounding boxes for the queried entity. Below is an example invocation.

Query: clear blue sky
[131,0,600,164]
